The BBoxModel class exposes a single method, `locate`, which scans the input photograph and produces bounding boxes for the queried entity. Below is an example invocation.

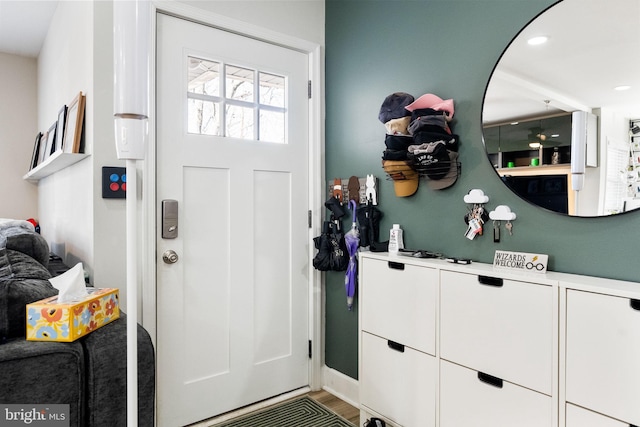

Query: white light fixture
[113,2,150,427]
[614,85,631,91]
[527,35,548,45]
[114,0,150,160]
[529,142,541,149]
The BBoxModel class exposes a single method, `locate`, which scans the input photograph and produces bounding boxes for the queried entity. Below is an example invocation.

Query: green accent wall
[324,0,640,380]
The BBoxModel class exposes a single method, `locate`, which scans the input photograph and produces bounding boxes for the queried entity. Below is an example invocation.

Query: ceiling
[0,1,58,58]
[2,0,637,123]
[482,0,640,125]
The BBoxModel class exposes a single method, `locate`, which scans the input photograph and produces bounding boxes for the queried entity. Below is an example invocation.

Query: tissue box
[26,288,120,342]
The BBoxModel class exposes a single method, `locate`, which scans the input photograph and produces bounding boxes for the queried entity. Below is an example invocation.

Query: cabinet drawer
[440,270,553,394]
[360,332,436,427]
[440,360,552,427]
[566,404,630,427]
[361,257,437,355]
[566,290,640,425]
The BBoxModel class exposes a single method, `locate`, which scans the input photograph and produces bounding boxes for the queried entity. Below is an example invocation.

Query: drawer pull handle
[478,275,503,287]
[477,371,503,388]
[388,261,405,270]
[630,299,640,311]
[387,340,405,353]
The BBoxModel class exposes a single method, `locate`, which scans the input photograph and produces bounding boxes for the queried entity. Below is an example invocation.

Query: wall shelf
[23,150,89,182]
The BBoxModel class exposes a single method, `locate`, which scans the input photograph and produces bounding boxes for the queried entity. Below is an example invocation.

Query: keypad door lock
[162,199,178,239]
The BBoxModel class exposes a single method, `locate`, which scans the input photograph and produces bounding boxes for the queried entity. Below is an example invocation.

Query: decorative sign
[493,250,548,274]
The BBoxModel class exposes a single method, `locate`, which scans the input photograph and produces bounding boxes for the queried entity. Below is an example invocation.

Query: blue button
[110,173,119,182]
[121,174,127,183]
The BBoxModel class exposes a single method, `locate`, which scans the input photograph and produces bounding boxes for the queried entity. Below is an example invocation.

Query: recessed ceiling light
[527,36,548,46]
[510,122,519,125]
[615,85,631,91]
[551,134,560,138]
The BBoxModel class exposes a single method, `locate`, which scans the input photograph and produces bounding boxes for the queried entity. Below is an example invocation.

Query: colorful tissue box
[26,288,120,342]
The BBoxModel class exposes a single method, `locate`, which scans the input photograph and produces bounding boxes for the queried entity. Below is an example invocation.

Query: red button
[110,183,120,192]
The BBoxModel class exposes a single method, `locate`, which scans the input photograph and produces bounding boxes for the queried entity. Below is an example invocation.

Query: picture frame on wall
[63,92,85,154]
[29,132,42,170]
[37,131,49,165]
[54,105,67,154]
[43,122,56,161]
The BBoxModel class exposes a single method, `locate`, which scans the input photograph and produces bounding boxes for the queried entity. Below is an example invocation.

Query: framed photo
[37,131,49,165]
[43,122,57,161]
[63,92,85,153]
[54,105,67,154]
[29,132,42,170]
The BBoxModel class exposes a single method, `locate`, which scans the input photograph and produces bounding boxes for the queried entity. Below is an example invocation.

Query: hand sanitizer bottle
[388,224,404,256]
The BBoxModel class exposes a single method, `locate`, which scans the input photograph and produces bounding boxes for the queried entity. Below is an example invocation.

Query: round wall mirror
[482,0,640,217]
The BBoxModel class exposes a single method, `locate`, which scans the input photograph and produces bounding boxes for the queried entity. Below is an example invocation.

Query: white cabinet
[440,271,553,395]
[359,256,437,427]
[565,289,640,426]
[360,332,436,427]
[565,404,630,427]
[358,252,640,427]
[440,360,552,427]
[360,257,437,355]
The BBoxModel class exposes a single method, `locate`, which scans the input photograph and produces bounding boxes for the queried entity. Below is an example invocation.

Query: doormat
[215,396,355,427]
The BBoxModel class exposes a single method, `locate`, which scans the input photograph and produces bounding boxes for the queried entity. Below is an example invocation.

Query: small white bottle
[388,224,404,256]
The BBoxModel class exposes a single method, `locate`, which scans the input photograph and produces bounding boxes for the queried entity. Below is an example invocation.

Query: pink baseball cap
[405,93,454,117]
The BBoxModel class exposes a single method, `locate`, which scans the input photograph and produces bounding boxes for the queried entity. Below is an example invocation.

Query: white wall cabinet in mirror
[482,0,640,217]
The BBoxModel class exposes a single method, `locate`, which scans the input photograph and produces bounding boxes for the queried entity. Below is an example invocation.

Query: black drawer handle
[478,275,503,287]
[387,340,405,353]
[630,299,640,311]
[477,371,503,388]
[388,261,405,270]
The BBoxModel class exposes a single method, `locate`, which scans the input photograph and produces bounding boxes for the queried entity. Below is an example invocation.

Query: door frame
[142,1,325,392]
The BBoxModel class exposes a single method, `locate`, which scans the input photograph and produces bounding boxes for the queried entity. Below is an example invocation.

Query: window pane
[226,65,254,102]
[188,57,220,97]
[188,98,220,135]
[260,110,285,144]
[259,73,285,108]
[226,105,254,139]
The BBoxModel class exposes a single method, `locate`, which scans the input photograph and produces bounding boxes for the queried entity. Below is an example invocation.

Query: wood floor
[307,389,360,425]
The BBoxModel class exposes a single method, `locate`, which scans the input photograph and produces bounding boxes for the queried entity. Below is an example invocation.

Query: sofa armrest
[0,338,85,427]
[81,313,155,427]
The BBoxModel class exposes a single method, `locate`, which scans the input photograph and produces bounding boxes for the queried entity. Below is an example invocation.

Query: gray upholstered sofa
[0,221,155,426]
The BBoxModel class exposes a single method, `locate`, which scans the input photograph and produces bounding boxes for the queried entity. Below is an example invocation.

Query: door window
[187,57,287,143]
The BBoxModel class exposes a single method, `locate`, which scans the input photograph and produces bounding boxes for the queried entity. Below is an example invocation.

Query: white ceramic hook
[489,205,517,221]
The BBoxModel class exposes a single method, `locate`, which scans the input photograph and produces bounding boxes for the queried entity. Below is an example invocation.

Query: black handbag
[313,220,348,271]
[363,418,385,427]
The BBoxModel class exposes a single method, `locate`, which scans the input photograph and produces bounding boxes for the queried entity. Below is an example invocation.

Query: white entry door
[156,13,310,427]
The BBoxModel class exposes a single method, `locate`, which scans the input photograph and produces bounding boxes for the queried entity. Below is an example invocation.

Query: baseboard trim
[321,365,360,409]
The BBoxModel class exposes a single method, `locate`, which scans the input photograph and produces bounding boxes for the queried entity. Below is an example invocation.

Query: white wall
[177,0,325,45]
[37,1,95,273]
[33,0,324,314]
[0,52,38,220]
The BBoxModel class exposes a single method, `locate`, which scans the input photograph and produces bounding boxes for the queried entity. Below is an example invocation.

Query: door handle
[162,250,179,264]
[478,275,503,287]
[388,261,405,270]
[387,340,405,353]
[477,371,503,388]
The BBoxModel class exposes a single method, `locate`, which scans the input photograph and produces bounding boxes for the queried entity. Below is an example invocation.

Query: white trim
[322,366,360,410]
[143,0,324,407]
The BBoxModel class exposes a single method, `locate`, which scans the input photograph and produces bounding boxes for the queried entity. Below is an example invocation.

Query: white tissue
[49,262,89,303]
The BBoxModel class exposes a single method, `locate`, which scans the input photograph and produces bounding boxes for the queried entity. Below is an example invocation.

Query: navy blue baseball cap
[379,92,414,124]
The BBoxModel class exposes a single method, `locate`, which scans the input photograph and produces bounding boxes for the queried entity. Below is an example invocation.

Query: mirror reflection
[482,0,640,216]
